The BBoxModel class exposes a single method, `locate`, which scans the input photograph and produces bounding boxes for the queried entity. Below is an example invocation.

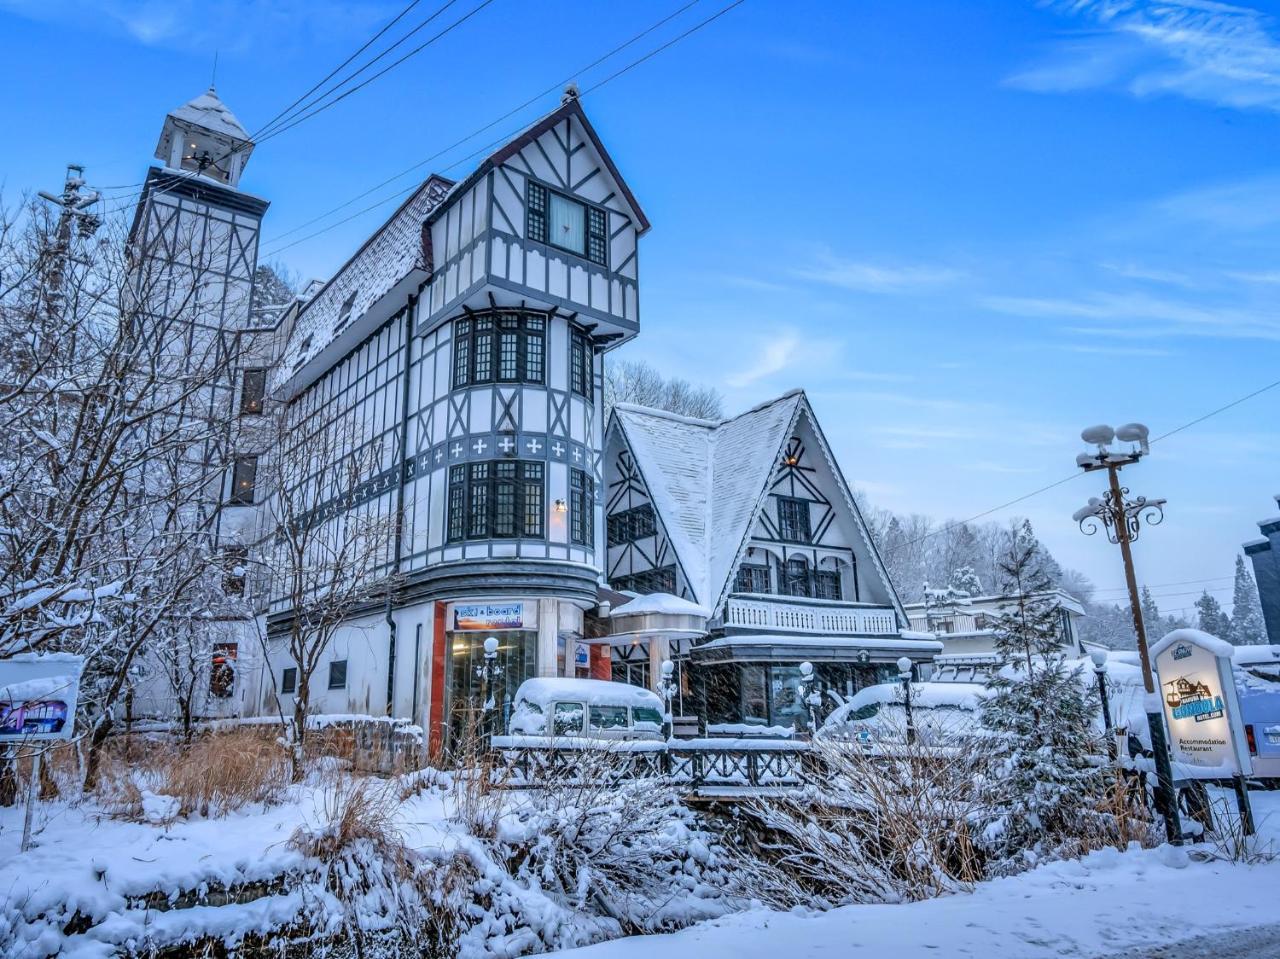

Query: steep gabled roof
[429,95,650,234]
[611,390,906,623]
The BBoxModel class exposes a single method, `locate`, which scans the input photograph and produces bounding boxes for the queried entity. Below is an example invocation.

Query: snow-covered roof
[608,593,710,618]
[611,391,804,609]
[512,677,662,710]
[273,176,453,396]
[168,87,251,142]
[610,390,906,622]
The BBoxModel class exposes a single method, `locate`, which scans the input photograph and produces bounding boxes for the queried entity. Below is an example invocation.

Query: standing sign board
[1151,630,1252,779]
[0,653,82,742]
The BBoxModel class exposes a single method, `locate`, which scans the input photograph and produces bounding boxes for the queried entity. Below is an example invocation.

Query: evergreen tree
[981,526,1107,863]
[1229,555,1267,646]
[1194,591,1230,638]
[1140,586,1161,641]
[948,565,983,598]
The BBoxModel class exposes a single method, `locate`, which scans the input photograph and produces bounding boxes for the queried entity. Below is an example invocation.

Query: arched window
[784,556,811,597]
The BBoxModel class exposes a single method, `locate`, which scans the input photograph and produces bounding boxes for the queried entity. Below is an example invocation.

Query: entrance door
[446,629,537,746]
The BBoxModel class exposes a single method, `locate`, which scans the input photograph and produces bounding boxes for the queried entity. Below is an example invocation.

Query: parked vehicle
[507,678,667,741]
[818,681,990,746]
[1234,645,1280,781]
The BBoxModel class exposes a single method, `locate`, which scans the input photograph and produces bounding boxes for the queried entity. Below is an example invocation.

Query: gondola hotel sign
[1151,630,1251,778]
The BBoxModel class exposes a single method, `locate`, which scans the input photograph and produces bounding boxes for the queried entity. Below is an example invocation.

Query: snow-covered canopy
[608,593,710,619]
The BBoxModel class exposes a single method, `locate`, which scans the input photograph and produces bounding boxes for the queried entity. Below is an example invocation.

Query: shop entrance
[446,628,537,745]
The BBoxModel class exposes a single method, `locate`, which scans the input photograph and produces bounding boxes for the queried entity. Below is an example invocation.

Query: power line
[1090,574,1235,595]
[884,375,1280,555]
[261,0,707,249]
[262,0,746,258]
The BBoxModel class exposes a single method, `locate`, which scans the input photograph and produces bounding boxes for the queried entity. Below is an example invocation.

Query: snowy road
[1102,923,1280,958]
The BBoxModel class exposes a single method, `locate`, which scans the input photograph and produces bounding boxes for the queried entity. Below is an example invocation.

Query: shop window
[328,660,347,690]
[280,667,297,695]
[209,642,237,698]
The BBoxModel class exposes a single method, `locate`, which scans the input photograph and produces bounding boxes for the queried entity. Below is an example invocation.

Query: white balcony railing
[724,595,899,636]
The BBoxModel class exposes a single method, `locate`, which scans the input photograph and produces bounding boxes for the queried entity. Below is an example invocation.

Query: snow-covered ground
[562,791,1280,959]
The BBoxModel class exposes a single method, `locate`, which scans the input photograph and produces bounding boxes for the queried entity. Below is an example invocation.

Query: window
[553,701,584,736]
[526,180,608,267]
[777,496,811,542]
[336,290,357,330]
[328,660,348,690]
[815,570,841,601]
[784,556,811,597]
[447,460,545,542]
[280,667,297,695]
[221,545,248,596]
[570,327,593,398]
[589,705,628,730]
[452,313,545,388]
[607,504,656,546]
[209,643,237,698]
[734,563,770,594]
[229,456,258,505]
[610,565,677,595]
[632,706,663,730]
[239,368,266,416]
[526,181,548,244]
[570,469,594,546]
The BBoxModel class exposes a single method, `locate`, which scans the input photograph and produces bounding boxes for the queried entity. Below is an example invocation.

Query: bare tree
[603,358,722,422]
[0,192,253,785]
[259,409,400,782]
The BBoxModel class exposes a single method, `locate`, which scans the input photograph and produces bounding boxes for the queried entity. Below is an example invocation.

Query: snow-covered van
[818,681,991,746]
[1234,645,1280,780]
[507,678,667,741]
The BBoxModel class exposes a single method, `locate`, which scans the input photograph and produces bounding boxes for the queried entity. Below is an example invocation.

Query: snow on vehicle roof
[847,681,991,711]
[1234,645,1280,666]
[513,678,663,710]
[608,593,710,618]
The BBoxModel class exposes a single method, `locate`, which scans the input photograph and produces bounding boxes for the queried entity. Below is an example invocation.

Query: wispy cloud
[1008,0,1280,113]
[0,0,389,52]
[725,331,803,388]
[1059,342,1174,357]
[1155,174,1280,232]
[793,253,964,294]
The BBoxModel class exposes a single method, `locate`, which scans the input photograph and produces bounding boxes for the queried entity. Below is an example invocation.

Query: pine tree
[1229,555,1267,646]
[948,565,984,598]
[1140,586,1161,641]
[1194,591,1230,638]
[981,525,1107,864]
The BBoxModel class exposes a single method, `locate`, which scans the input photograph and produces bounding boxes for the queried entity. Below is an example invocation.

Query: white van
[507,678,667,742]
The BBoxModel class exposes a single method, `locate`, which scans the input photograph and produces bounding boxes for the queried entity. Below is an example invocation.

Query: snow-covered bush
[734,738,990,906]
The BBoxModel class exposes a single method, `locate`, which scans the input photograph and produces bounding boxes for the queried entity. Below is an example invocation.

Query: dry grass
[289,773,410,871]
[97,727,289,821]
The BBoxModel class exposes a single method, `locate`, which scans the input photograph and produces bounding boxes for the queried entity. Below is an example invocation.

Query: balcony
[723,593,899,637]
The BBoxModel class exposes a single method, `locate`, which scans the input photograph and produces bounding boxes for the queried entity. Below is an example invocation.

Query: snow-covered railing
[724,595,898,636]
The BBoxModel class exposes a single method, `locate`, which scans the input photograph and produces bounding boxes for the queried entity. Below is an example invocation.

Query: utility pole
[1074,423,1182,843]
[36,164,100,321]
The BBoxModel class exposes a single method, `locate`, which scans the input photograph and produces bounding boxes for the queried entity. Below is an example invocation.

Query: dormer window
[526,180,609,267]
[336,291,357,332]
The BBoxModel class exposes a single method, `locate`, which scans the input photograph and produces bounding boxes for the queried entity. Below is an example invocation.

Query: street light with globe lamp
[797,661,822,735]
[1074,422,1181,842]
[476,636,503,738]
[897,656,915,745]
[1089,649,1116,761]
[658,659,677,739]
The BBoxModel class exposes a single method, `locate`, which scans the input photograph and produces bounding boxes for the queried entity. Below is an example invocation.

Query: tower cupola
[154,88,253,187]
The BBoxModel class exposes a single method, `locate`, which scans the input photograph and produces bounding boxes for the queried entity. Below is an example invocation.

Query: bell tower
[154,87,254,187]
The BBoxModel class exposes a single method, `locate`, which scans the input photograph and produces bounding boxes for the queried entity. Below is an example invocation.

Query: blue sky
[2,0,1278,614]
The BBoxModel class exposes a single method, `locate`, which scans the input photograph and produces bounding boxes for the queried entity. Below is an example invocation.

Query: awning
[690,633,944,665]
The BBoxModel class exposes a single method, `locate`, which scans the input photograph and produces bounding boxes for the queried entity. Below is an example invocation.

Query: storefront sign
[1152,631,1252,778]
[0,654,82,742]
[575,642,590,668]
[451,602,530,632]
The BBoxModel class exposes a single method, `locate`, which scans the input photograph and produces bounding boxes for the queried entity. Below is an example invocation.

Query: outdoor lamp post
[476,636,503,738]
[1074,422,1182,843]
[658,659,677,739]
[897,656,916,745]
[1089,649,1117,761]
[798,661,820,735]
